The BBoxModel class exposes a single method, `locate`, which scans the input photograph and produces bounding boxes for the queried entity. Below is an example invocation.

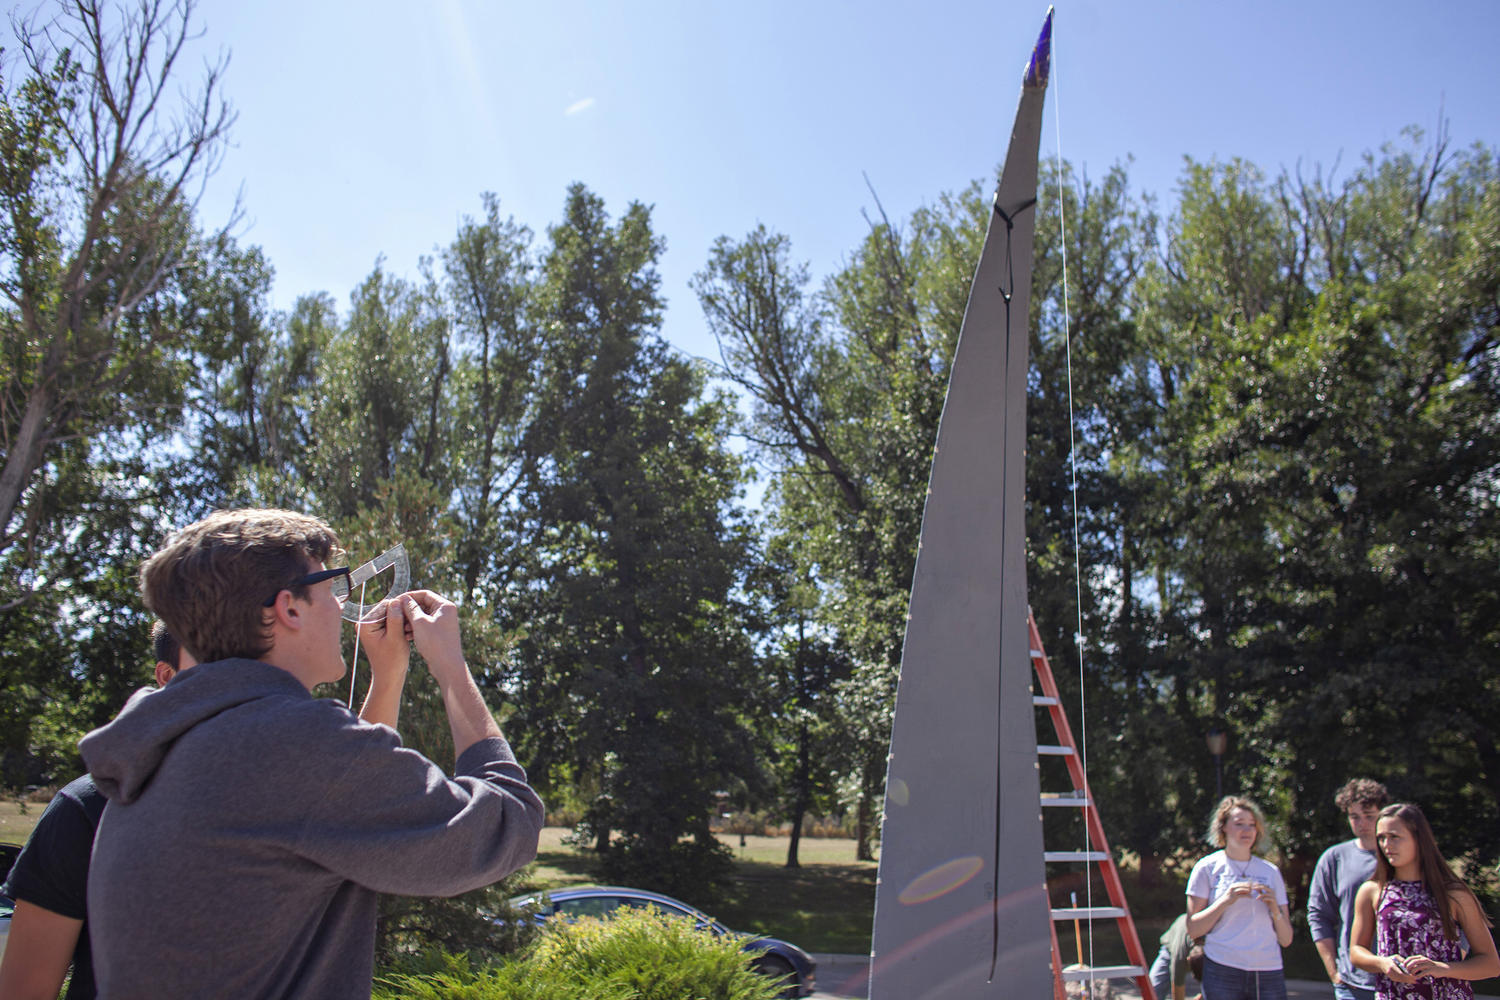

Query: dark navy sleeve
[1,775,106,920]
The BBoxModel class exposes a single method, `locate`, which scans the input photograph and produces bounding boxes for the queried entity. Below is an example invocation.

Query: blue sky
[173,0,1500,362]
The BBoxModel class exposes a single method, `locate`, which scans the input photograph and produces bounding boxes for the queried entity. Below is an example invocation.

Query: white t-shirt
[1186,850,1288,971]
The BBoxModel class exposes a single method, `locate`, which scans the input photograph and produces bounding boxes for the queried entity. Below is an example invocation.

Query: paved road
[807,954,1339,999]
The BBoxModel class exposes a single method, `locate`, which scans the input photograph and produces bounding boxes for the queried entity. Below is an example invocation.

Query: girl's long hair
[1372,802,1487,941]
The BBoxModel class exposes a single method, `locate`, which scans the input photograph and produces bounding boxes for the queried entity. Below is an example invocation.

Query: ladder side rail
[1048,914,1068,1000]
[1090,824,1154,989]
[1030,614,1116,906]
[1029,615,1091,796]
[1030,611,1156,1000]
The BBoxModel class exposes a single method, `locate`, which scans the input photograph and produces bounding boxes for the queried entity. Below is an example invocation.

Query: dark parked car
[509,884,816,998]
[0,843,18,962]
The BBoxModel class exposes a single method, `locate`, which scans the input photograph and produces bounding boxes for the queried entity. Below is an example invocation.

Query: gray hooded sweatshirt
[79,658,544,999]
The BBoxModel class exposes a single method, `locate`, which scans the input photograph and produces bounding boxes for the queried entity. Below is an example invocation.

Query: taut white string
[347,579,368,710]
[1050,22,1100,986]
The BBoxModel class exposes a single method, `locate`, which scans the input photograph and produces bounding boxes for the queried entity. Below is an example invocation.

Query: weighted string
[347,579,368,710]
[1051,31,1101,991]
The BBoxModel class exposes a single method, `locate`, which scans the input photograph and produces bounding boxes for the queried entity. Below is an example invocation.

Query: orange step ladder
[1029,610,1155,1000]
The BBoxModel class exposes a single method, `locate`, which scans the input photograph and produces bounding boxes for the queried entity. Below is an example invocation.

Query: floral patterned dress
[1376,879,1471,1000]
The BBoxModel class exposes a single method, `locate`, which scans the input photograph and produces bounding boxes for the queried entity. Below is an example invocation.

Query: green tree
[505,184,759,896]
[749,535,852,867]
[1119,130,1500,889]
[440,193,540,604]
[0,0,234,562]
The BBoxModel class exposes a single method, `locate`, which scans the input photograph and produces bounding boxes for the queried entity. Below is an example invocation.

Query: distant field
[0,798,42,847]
[529,826,870,875]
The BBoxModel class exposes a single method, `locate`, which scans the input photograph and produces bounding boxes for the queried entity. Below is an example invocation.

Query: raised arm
[355,597,411,730]
[400,590,503,759]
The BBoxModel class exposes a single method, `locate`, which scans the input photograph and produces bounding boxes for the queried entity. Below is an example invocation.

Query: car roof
[508,885,814,963]
[535,885,705,910]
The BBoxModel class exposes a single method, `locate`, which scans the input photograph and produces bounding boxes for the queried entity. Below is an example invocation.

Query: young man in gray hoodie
[78,508,545,999]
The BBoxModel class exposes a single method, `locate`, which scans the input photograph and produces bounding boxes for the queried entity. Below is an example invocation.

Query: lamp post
[1205,726,1227,800]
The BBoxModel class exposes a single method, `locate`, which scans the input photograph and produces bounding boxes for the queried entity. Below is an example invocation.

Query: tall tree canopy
[1,1,1496,914]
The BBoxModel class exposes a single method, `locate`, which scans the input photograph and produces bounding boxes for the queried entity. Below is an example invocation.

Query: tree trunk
[0,360,60,549]
[855,759,880,862]
[786,720,809,869]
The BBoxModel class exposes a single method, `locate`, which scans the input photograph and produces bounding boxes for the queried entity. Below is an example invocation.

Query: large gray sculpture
[869,10,1054,998]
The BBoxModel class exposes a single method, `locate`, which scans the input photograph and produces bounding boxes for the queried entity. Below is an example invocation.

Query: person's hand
[1226,881,1256,901]
[399,590,466,682]
[1404,954,1443,979]
[1384,955,1418,984]
[357,598,411,681]
[1253,883,1279,913]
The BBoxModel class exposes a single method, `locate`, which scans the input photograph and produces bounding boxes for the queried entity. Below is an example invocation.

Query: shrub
[373,909,788,1000]
[375,879,538,967]
[373,948,630,1000]
[530,908,787,1000]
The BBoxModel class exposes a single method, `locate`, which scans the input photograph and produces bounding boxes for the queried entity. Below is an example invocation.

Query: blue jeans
[1148,944,1173,999]
[1201,955,1287,1000]
[1334,985,1375,1000]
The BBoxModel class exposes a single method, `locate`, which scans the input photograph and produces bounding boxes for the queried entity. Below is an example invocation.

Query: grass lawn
[0,798,43,848]
[521,828,878,954]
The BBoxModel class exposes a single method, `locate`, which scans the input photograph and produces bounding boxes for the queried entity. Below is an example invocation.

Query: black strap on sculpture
[988,192,1036,982]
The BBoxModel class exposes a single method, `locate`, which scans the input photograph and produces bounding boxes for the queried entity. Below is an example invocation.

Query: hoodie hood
[80,658,311,804]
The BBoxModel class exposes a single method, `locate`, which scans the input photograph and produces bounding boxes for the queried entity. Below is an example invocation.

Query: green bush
[373,908,788,1000]
[530,908,786,1000]
[375,879,538,966]
[373,948,631,1000]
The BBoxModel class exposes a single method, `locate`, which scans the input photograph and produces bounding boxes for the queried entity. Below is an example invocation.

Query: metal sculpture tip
[1024,8,1053,89]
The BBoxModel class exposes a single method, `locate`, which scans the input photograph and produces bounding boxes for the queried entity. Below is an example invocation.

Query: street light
[1205,726,1227,800]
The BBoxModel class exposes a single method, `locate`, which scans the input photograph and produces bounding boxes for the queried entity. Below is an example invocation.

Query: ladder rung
[1060,965,1146,981]
[1051,906,1126,920]
[1044,850,1108,862]
[1033,610,1146,984]
[1041,794,1090,807]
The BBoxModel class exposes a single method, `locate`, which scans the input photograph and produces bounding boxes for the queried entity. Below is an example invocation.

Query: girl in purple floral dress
[1349,803,1497,999]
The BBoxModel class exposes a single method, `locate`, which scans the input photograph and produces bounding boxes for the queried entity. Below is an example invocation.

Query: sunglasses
[262,567,352,607]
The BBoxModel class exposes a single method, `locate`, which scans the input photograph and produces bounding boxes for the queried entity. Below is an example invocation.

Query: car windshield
[541,893,729,935]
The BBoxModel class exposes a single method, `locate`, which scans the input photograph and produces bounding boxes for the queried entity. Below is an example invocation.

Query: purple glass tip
[1024,8,1053,89]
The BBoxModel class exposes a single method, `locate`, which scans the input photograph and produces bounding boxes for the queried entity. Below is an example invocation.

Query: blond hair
[1206,795,1270,853]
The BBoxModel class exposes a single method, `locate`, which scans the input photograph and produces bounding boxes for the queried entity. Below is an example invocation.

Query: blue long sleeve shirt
[1307,838,1378,992]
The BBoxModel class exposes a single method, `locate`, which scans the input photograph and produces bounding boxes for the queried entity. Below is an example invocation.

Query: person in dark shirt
[0,604,411,999]
[0,624,194,1000]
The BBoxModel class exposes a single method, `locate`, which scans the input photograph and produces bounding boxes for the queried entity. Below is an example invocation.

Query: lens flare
[898,855,985,905]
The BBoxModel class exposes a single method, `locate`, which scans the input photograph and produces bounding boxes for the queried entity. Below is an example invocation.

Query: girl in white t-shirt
[1186,796,1295,999]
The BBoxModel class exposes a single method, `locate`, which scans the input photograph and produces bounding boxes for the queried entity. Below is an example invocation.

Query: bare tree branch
[0,0,236,557]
